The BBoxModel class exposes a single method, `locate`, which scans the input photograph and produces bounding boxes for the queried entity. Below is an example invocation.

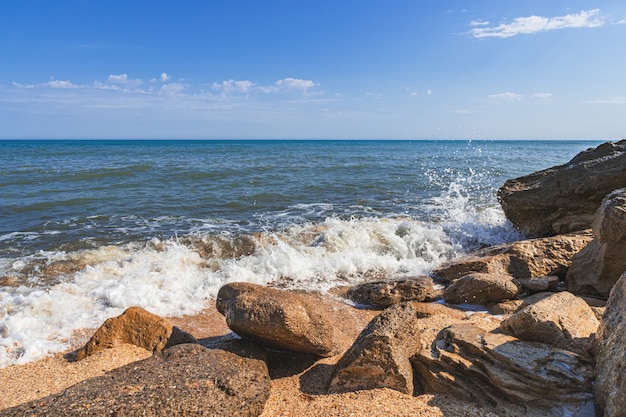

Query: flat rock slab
[2,344,271,417]
[443,272,520,305]
[412,323,594,413]
[345,276,441,308]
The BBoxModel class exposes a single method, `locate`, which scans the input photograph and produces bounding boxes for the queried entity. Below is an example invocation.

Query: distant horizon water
[0,139,604,367]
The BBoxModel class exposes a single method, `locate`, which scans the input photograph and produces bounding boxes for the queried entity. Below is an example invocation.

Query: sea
[0,139,603,368]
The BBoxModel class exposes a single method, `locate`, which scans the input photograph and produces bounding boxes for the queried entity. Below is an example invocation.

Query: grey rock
[497,140,626,237]
[345,276,441,308]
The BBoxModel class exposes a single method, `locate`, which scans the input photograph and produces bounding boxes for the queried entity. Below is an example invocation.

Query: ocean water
[0,139,602,367]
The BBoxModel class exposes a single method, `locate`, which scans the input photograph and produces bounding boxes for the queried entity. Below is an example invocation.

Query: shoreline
[0,300,546,417]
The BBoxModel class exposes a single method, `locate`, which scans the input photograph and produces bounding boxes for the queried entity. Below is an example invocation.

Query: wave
[0,180,520,368]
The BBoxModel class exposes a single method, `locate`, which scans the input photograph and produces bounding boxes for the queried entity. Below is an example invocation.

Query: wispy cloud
[531,92,552,100]
[489,92,523,101]
[212,80,255,97]
[584,97,626,104]
[470,9,605,39]
[258,78,317,94]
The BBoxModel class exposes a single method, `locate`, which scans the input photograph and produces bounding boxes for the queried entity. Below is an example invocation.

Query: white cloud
[259,78,316,93]
[470,9,605,39]
[160,72,170,82]
[47,79,78,88]
[159,83,185,95]
[12,81,35,89]
[212,79,255,95]
[532,93,552,100]
[489,92,524,101]
[470,20,490,27]
[108,74,129,83]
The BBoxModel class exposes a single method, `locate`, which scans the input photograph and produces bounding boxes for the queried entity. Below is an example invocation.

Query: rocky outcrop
[216,282,349,357]
[595,271,626,417]
[73,306,196,361]
[328,303,422,395]
[443,273,520,305]
[500,291,599,356]
[2,344,271,417]
[497,140,626,237]
[566,188,626,297]
[411,324,594,413]
[345,276,441,308]
[433,231,592,283]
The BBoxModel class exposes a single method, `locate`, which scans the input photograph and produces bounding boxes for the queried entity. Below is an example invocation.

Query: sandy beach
[0,302,540,417]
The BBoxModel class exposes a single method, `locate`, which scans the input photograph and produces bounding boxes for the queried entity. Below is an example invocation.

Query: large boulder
[566,188,626,297]
[73,306,196,361]
[443,272,520,305]
[345,276,441,308]
[327,302,422,395]
[433,231,592,283]
[595,271,626,416]
[497,140,626,238]
[1,344,271,417]
[411,324,594,414]
[216,282,349,357]
[500,291,599,356]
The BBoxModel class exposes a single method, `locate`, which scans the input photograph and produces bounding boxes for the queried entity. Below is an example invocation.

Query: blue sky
[1,1,625,140]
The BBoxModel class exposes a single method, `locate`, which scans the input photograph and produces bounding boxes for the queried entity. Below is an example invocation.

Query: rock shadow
[299,363,335,395]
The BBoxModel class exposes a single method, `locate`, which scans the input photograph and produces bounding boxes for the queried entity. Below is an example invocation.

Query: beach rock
[595,271,626,416]
[328,302,422,395]
[500,291,599,356]
[216,282,349,357]
[566,188,626,297]
[443,272,520,305]
[433,231,592,283]
[411,324,594,412]
[73,306,196,361]
[497,139,626,237]
[1,344,271,417]
[489,292,553,315]
[516,275,559,293]
[345,276,441,308]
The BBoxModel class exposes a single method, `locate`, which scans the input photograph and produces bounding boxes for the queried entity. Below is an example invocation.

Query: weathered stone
[1,344,271,417]
[328,302,422,395]
[443,273,520,305]
[73,306,196,361]
[489,292,553,315]
[433,231,592,283]
[345,276,441,308]
[516,275,559,293]
[500,291,599,356]
[595,271,626,417]
[498,140,626,237]
[216,282,349,357]
[411,324,594,412]
[567,188,626,297]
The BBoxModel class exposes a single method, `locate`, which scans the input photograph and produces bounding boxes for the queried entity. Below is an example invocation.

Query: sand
[0,304,516,416]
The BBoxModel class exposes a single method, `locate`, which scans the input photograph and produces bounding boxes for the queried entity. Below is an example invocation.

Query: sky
[1,1,625,140]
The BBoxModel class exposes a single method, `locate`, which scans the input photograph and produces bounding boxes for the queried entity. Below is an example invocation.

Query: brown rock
[328,302,422,395]
[500,291,599,356]
[1,344,271,417]
[595,271,626,417]
[567,188,626,297]
[497,140,626,237]
[216,282,349,357]
[516,275,559,293]
[73,306,196,361]
[345,276,441,308]
[433,231,592,282]
[411,324,594,412]
[490,292,553,315]
[443,273,520,305]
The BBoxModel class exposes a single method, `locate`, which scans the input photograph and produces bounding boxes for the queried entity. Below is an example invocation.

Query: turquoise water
[0,139,603,366]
